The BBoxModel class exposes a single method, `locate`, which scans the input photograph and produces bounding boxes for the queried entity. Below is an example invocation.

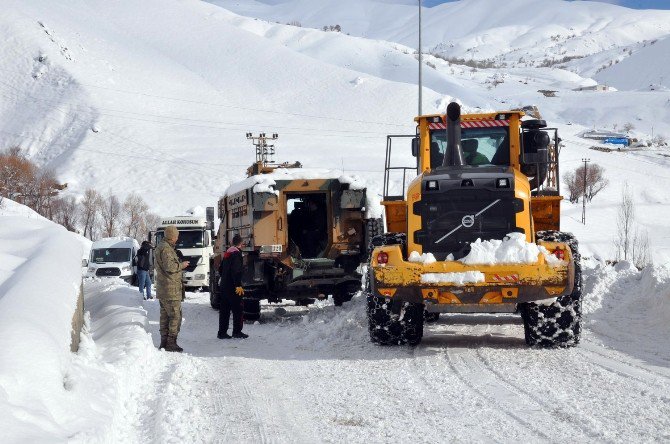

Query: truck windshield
[91,248,131,263]
[156,230,204,248]
[430,127,510,167]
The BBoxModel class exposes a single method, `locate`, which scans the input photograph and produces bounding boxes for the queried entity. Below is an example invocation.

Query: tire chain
[520,231,582,347]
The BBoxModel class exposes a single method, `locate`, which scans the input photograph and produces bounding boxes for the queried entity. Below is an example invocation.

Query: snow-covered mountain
[1,0,670,261]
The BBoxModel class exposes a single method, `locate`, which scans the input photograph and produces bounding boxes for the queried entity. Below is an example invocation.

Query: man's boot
[159,335,167,350]
[165,336,183,353]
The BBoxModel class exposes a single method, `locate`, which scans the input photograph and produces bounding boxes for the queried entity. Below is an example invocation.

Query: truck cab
[154,213,215,289]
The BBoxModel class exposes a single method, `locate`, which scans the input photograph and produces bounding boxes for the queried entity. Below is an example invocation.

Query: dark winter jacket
[136,244,152,271]
[219,246,243,297]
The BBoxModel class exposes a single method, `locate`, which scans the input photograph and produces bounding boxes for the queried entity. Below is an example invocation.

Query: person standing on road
[136,241,153,300]
[155,225,190,352]
[217,234,248,339]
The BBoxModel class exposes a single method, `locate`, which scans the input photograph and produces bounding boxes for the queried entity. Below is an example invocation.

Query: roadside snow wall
[0,199,86,441]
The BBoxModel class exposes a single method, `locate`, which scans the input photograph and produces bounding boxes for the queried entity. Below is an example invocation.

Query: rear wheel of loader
[368,232,407,261]
[520,231,582,347]
[366,293,424,346]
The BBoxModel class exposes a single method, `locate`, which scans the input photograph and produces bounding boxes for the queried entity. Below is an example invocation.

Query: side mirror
[82,259,89,267]
[411,137,419,157]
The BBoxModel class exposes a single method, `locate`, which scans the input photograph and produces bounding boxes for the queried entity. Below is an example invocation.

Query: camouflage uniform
[155,239,183,340]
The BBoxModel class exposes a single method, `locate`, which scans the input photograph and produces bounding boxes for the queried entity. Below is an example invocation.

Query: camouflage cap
[164,225,179,242]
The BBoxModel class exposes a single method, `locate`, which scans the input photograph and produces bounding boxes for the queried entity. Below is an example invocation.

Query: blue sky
[423,0,670,8]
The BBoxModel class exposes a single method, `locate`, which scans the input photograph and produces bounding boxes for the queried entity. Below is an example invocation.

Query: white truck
[85,236,140,284]
[154,211,215,289]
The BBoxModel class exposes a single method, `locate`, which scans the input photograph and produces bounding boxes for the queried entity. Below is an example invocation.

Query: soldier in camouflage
[155,225,190,352]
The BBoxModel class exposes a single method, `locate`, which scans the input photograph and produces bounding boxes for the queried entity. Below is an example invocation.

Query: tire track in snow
[577,340,670,389]
[473,349,604,442]
[444,347,555,441]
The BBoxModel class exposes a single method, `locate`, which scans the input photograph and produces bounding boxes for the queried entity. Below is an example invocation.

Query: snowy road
[132,276,670,443]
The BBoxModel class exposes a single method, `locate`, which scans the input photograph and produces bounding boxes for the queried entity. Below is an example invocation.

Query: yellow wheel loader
[366,102,581,347]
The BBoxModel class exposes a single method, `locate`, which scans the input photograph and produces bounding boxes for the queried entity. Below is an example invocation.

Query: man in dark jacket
[136,241,153,300]
[217,234,248,339]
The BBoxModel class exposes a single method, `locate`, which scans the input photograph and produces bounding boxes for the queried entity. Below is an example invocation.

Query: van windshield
[91,248,131,263]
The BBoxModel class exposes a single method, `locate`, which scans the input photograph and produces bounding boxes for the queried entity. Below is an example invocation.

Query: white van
[85,237,140,284]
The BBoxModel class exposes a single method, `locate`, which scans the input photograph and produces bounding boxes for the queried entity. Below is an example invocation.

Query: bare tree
[100,192,122,238]
[79,188,102,240]
[51,196,79,232]
[563,170,581,203]
[584,164,609,202]
[623,122,635,133]
[123,192,149,239]
[614,183,652,267]
[564,164,608,203]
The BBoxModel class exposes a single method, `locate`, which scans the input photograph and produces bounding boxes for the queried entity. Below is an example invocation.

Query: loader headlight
[496,178,510,188]
[426,180,439,191]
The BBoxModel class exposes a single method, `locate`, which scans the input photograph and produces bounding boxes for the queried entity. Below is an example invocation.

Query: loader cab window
[286,193,328,259]
[430,127,510,167]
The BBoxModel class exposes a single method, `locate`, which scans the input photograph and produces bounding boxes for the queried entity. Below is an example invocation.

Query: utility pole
[418,0,423,116]
[581,158,590,224]
[246,132,279,166]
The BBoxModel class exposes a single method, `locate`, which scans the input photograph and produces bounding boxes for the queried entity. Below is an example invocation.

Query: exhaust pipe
[444,102,465,167]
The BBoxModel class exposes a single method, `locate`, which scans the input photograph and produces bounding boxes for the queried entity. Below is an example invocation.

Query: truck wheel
[333,282,360,306]
[520,231,582,347]
[243,298,261,321]
[366,293,424,346]
[209,269,220,310]
[364,218,384,257]
[424,311,440,323]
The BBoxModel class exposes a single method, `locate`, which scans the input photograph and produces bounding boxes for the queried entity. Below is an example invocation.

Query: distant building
[581,129,631,146]
[573,84,613,92]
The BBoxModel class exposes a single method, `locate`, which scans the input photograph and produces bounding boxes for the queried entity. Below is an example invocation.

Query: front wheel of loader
[520,231,582,347]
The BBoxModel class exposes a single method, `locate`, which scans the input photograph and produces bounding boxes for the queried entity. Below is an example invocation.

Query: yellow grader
[367,102,581,347]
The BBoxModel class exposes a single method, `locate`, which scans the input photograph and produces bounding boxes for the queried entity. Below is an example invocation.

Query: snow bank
[0,199,164,441]
[582,259,670,363]
[0,199,87,440]
[421,271,485,285]
[460,233,562,266]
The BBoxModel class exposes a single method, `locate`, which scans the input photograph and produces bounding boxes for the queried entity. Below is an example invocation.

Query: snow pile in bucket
[459,233,562,266]
[421,271,485,285]
[408,251,437,264]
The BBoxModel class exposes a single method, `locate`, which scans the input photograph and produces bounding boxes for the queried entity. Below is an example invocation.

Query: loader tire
[521,231,582,347]
[209,270,220,310]
[366,293,424,346]
[367,232,406,261]
[364,218,384,258]
[333,281,360,306]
